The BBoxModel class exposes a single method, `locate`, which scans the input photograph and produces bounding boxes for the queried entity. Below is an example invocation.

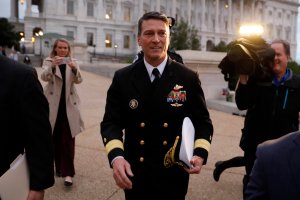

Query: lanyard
[273,69,289,87]
[273,69,289,110]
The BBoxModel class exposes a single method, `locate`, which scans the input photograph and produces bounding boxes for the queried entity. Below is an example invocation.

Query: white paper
[179,117,195,168]
[0,154,29,200]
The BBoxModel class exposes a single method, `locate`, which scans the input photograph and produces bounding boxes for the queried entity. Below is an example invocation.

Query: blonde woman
[41,38,84,187]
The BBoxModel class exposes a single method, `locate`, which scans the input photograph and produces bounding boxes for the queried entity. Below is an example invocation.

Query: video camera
[218,36,275,84]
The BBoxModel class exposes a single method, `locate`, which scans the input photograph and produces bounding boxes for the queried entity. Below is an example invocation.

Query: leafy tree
[170,20,189,50]
[212,41,228,52]
[170,20,200,50]
[0,18,19,48]
[288,60,300,75]
[189,26,200,50]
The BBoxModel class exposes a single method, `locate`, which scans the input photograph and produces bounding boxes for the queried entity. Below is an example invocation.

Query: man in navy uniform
[101,11,213,199]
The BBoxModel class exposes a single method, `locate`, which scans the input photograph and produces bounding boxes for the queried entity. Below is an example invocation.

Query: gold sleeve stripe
[105,139,124,154]
[194,139,210,152]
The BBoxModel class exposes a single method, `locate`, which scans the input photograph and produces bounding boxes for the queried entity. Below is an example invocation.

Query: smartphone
[61,57,70,64]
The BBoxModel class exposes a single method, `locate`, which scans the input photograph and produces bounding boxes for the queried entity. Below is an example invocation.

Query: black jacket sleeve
[20,68,55,190]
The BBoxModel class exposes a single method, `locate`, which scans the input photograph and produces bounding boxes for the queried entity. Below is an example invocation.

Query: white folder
[179,117,195,168]
[0,154,29,200]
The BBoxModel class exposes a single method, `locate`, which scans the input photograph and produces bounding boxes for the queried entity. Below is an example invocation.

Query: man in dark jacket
[0,55,54,200]
[101,11,213,200]
[236,39,300,194]
[245,131,300,200]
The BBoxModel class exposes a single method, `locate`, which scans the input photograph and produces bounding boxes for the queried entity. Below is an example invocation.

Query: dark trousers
[243,148,256,199]
[124,164,188,200]
[53,114,75,177]
[220,156,245,169]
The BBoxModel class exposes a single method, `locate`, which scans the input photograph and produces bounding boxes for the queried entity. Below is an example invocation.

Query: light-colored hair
[50,38,71,58]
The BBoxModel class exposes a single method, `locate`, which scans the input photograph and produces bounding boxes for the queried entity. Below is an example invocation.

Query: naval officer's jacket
[101,58,213,169]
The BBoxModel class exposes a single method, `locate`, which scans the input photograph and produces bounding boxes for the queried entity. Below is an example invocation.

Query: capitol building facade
[12,0,300,59]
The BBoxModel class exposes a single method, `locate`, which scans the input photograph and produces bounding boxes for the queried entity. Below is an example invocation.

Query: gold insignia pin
[171,102,183,107]
[129,99,138,109]
[173,84,183,90]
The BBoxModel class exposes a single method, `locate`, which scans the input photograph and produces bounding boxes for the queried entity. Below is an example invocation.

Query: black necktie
[152,68,160,88]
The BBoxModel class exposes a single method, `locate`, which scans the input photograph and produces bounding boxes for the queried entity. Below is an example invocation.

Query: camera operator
[235,39,300,196]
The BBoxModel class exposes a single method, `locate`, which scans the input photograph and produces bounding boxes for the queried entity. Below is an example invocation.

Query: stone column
[116,0,121,21]
[228,0,232,33]
[292,11,297,42]
[251,0,255,19]
[77,0,84,19]
[138,0,144,18]
[77,26,85,44]
[97,0,104,20]
[115,29,121,54]
[240,0,244,21]
[98,27,105,51]
[272,7,276,39]
[201,35,207,51]
[208,1,212,31]
[150,1,155,11]
[194,0,199,28]
[282,10,286,39]
[271,7,276,39]
[26,0,32,16]
[201,0,206,31]
[187,0,191,24]
[172,0,176,18]
[156,0,160,12]
[215,0,219,32]
[261,1,266,22]
[10,0,17,22]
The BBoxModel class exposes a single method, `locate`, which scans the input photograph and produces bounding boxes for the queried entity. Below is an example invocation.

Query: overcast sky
[0,0,25,18]
[1,0,300,60]
[0,1,10,17]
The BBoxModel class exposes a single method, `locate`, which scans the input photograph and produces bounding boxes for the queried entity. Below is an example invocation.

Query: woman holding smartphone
[41,38,84,187]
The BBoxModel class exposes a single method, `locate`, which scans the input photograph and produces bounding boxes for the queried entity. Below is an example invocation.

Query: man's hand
[27,190,44,200]
[185,156,204,174]
[112,157,134,189]
[239,75,249,85]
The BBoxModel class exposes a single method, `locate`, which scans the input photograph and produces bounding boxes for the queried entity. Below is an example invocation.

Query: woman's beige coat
[41,57,84,137]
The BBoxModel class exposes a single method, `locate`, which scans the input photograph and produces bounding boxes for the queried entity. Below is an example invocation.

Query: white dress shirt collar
[144,56,167,81]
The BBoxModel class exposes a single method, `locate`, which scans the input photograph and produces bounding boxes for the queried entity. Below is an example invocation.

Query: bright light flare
[38,30,44,36]
[239,25,264,36]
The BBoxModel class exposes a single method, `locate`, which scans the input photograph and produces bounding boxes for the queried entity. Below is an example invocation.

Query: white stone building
[11,0,300,60]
